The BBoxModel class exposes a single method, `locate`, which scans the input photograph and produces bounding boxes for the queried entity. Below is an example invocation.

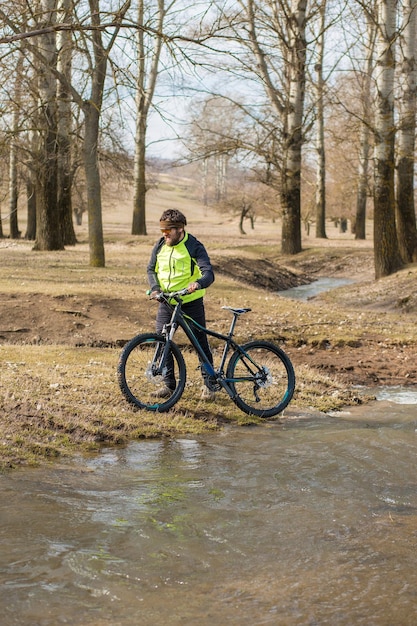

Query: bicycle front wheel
[226,340,295,418]
[117,333,186,412]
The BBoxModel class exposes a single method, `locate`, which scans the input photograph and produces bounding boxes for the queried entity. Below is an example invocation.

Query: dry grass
[0,344,220,468]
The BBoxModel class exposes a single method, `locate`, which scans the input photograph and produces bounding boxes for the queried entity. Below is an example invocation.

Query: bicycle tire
[117,333,186,412]
[226,340,295,418]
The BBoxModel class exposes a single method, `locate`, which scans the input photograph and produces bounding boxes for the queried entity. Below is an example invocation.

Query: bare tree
[243,0,308,254]
[59,0,131,266]
[373,0,402,278]
[191,0,310,253]
[81,0,109,266]
[9,48,24,239]
[0,0,131,265]
[57,0,76,246]
[131,0,166,236]
[215,153,228,202]
[182,95,242,205]
[354,5,376,240]
[395,0,417,262]
[201,158,209,205]
[33,0,63,251]
[314,0,327,239]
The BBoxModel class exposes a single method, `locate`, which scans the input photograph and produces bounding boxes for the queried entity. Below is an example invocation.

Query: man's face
[161,226,184,246]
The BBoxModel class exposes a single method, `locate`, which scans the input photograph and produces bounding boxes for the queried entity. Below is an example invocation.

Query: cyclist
[147,209,215,399]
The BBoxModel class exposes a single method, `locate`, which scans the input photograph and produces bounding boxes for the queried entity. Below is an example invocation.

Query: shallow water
[1,391,417,625]
[278,277,353,300]
[374,385,417,405]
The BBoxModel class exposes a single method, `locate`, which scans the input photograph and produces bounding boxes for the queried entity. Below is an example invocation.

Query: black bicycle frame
[159,299,245,400]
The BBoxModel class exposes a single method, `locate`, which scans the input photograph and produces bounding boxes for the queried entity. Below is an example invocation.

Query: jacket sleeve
[146,239,163,292]
[188,235,215,290]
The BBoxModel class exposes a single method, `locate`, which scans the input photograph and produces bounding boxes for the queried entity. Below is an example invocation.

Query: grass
[0,344,221,469]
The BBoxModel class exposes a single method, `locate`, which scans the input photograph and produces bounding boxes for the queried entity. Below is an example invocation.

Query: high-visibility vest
[153,232,205,303]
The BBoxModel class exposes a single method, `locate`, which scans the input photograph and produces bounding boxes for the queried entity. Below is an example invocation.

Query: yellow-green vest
[154,233,206,303]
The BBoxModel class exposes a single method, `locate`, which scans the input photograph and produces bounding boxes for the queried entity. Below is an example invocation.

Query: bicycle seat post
[228,313,239,338]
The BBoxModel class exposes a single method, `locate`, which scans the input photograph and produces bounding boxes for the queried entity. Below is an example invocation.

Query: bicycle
[117,289,295,418]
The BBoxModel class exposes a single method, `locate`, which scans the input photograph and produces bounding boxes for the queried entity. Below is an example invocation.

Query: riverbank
[1,222,417,469]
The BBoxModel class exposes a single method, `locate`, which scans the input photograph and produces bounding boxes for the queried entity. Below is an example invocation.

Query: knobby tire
[117,333,186,412]
[226,340,295,418]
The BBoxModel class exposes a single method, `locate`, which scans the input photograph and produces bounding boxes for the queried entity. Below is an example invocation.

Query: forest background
[0,1,417,469]
[0,0,417,276]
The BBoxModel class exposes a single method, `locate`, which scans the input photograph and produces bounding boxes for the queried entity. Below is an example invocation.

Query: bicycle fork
[151,322,178,379]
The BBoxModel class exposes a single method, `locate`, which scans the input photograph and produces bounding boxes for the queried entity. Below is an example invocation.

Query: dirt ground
[1,245,416,389]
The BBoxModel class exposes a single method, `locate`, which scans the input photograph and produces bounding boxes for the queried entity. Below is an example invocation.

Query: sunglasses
[161,227,180,234]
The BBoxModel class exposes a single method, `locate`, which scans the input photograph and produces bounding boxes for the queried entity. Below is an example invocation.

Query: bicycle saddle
[222,306,252,315]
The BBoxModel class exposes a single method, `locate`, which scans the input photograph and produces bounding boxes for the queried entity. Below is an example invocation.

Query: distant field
[3,167,374,249]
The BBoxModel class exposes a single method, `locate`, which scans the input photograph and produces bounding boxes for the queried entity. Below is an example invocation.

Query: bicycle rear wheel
[226,340,295,418]
[117,333,186,412]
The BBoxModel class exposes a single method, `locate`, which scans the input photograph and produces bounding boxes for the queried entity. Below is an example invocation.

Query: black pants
[156,297,213,389]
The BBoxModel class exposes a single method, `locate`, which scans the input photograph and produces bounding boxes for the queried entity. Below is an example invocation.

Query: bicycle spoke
[227,341,295,418]
[118,334,186,412]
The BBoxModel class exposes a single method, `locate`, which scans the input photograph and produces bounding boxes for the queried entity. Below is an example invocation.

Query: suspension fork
[153,305,179,375]
[152,331,175,376]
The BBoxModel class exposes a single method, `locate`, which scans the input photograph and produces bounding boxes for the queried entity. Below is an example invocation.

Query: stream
[1,387,417,625]
[278,277,353,301]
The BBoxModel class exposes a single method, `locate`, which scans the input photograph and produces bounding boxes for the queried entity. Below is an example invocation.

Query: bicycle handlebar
[147,288,190,302]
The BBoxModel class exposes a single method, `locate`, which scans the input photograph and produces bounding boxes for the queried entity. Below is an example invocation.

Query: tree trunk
[315,0,327,239]
[132,0,147,236]
[239,202,252,234]
[9,122,19,239]
[355,122,371,240]
[132,112,147,235]
[25,129,38,240]
[9,44,24,240]
[395,0,417,262]
[33,0,63,252]
[201,158,208,206]
[131,0,164,235]
[355,8,376,241]
[244,0,306,253]
[25,178,37,240]
[81,0,108,267]
[215,154,227,202]
[34,119,63,250]
[83,101,105,267]
[281,0,307,255]
[373,0,402,278]
[57,0,76,246]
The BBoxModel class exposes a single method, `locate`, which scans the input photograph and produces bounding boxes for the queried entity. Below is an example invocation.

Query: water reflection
[1,394,417,625]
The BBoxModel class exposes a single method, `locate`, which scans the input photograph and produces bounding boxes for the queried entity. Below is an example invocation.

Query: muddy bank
[211,256,312,291]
